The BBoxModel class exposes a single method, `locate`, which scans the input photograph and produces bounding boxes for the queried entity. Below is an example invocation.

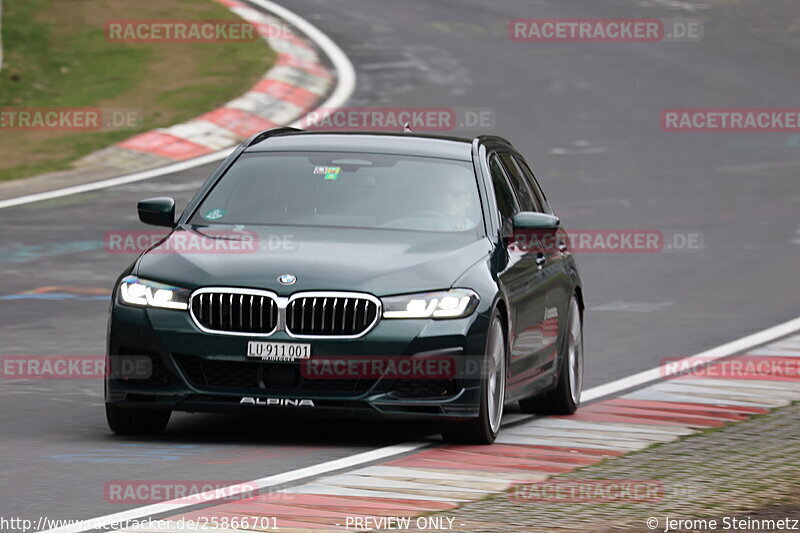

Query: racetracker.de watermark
[0,108,142,131]
[104,480,259,504]
[511,229,704,254]
[510,19,703,42]
[0,355,151,380]
[299,107,495,132]
[103,230,294,255]
[511,480,664,503]
[300,355,458,380]
[662,109,800,131]
[662,355,800,379]
[104,20,279,43]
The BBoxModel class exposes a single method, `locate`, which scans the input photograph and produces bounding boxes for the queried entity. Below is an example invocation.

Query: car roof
[244,131,475,161]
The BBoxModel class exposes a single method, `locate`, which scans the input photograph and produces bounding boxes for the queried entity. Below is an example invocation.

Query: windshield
[189,151,483,234]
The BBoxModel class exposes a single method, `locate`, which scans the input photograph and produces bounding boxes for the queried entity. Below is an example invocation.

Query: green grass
[0,0,275,181]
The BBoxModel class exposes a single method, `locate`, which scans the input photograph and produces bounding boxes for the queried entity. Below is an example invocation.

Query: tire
[106,404,171,435]
[519,295,583,415]
[442,308,506,444]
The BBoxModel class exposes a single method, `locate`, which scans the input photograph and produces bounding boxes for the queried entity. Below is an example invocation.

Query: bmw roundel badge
[278,274,297,286]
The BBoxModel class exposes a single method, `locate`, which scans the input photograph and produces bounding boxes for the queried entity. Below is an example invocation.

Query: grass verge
[0,0,274,181]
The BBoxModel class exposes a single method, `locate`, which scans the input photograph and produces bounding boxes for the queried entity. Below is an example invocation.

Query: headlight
[382,289,479,319]
[118,276,190,310]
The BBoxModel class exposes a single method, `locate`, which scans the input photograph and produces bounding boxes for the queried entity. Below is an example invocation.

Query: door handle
[535,253,546,268]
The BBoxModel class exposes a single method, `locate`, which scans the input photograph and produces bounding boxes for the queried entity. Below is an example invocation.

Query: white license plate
[247,341,311,361]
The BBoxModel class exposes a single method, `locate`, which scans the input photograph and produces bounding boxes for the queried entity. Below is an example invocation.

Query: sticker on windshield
[203,208,226,220]
[314,166,341,180]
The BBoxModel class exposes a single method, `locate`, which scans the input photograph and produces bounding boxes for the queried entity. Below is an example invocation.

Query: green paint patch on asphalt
[0,0,274,182]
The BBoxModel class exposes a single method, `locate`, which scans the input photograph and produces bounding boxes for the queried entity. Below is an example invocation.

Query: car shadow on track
[108,412,442,447]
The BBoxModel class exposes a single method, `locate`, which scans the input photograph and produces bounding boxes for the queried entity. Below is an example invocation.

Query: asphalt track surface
[1,0,799,525]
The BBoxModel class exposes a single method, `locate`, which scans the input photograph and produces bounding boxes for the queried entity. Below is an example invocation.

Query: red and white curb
[78,0,333,168]
[102,333,800,532]
[0,0,355,210]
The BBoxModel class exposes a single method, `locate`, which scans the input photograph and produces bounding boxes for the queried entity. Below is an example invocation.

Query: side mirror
[137,197,175,227]
[509,212,562,254]
[512,212,560,230]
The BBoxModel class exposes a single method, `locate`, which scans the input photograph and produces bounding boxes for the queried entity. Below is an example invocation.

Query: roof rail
[473,134,513,147]
[244,126,303,148]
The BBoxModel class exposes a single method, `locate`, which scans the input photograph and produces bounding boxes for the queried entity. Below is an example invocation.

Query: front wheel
[106,404,171,435]
[519,295,583,415]
[442,309,506,444]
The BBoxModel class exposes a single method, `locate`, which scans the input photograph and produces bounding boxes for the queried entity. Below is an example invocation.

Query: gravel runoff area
[376,401,800,533]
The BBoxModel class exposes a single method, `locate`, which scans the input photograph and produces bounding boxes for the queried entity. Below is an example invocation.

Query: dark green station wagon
[107,127,584,444]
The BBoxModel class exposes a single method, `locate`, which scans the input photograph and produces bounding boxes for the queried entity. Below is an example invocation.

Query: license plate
[247,341,311,361]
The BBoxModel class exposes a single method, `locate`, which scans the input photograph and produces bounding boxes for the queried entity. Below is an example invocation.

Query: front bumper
[106,302,491,420]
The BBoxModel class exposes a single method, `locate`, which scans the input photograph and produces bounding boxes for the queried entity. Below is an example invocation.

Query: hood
[135,225,492,296]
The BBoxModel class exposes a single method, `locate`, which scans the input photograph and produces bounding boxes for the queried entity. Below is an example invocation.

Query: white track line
[41,315,800,533]
[0,0,356,211]
[0,151,236,210]
[40,443,427,533]
[582,316,800,402]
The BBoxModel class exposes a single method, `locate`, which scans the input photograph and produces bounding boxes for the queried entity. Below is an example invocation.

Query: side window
[489,155,518,234]
[513,155,552,214]
[499,153,541,212]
